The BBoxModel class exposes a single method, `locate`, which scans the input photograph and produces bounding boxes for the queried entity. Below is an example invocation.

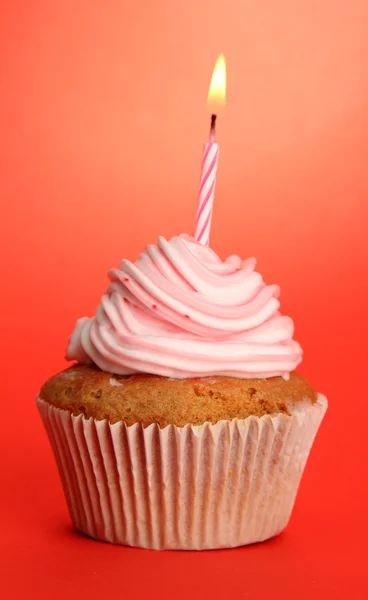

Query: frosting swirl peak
[67,235,302,378]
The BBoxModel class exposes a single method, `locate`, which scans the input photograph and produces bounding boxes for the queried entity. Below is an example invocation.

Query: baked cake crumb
[40,364,317,428]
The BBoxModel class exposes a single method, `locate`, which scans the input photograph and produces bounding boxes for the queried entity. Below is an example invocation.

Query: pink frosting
[66,235,302,378]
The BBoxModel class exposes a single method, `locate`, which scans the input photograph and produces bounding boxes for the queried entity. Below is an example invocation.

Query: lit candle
[194,54,226,246]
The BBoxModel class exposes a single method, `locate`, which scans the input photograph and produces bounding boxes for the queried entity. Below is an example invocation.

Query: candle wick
[210,114,217,142]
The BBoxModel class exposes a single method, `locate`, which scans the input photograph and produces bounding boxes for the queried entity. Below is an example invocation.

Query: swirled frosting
[66,235,302,378]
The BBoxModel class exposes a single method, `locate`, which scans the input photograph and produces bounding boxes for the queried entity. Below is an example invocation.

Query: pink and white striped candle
[194,122,219,246]
[194,54,226,246]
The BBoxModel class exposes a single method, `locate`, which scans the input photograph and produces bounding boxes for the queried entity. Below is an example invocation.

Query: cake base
[37,394,327,550]
[40,364,317,428]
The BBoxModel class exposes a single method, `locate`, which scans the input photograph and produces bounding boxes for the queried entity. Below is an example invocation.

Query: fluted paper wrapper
[37,394,327,550]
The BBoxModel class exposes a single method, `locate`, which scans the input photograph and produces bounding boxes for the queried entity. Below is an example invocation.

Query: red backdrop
[1,1,367,598]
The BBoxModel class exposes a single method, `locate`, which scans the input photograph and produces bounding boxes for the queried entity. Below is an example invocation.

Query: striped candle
[194,55,225,246]
[194,123,219,246]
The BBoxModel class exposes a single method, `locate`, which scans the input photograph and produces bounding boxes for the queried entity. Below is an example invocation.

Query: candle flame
[207,54,226,110]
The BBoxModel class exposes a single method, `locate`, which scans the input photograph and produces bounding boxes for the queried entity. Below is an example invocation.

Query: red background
[1,1,367,598]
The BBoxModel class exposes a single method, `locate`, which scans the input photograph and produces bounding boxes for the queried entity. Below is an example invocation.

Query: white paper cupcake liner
[37,394,327,550]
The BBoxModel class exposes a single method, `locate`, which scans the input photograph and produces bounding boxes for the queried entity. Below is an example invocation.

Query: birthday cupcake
[38,234,327,550]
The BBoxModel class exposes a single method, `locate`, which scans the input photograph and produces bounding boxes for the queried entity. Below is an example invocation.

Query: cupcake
[37,234,327,550]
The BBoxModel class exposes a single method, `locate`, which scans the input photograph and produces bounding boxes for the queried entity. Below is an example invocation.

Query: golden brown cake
[41,364,316,428]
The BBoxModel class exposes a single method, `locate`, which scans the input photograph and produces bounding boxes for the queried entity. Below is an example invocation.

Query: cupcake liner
[37,394,327,550]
